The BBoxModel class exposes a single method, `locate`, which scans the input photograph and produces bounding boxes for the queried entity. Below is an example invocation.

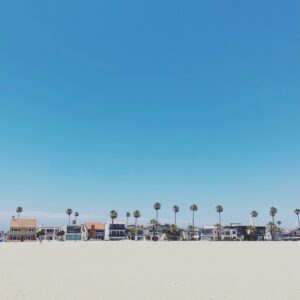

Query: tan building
[7,217,37,241]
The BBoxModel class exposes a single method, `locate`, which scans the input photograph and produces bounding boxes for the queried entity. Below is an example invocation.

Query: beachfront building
[225,223,266,241]
[265,231,292,241]
[290,228,300,241]
[62,224,83,241]
[82,222,105,240]
[221,228,239,241]
[127,225,148,240]
[164,227,182,241]
[104,221,126,240]
[37,225,60,241]
[147,223,174,240]
[185,227,200,240]
[7,217,37,241]
[0,230,6,242]
[201,226,219,241]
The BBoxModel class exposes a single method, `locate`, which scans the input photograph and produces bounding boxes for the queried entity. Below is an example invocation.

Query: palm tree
[188,224,194,240]
[277,220,282,228]
[251,210,258,226]
[128,227,136,240]
[74,212,79,224]
[269,207,278,224]
[16,207,23,219]
[190,204,198,240]
[154,202,161,223]
[57,230,65,241]
[133,210,141,228]
[150,219,158,239]
[214,223,222,239]
[66,209,73,225]
[36,230,45,240]
[110,210,118,224]
[133,210,141,240]
[247,225,257,241]
[153,202,161,237]
[169,224,178,240]
[215,205,223,240]
[267,221,276,240]
[269,207,278,241]
[173,205,179,225]
[294,209,300,228]
[126,212,130,226]
[150,219,158,227]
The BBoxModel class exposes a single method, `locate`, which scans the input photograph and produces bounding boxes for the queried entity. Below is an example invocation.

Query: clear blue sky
[0,1,299,229]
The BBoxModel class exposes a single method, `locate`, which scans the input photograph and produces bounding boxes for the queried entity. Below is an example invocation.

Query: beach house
[221,228,239,241]
[290,228,300,241]
[37,225,61,240]
[62,224,83,241]
[225,224,266,241]
[7,217,37,241]
[104,221,126,240]
[82,222,105,240]
[127,225,148,240]
[201,226,219,241]
[147,223,173,240]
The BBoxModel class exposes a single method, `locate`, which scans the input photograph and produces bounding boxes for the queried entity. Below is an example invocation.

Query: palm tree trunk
[192,211,194,240]
[127,217,128,226]
[135,218,137,240]
[155,210,158,238]
[18,213,20,219]
[175,212,177,226]
[272,216,275,241]
[218,213,221,240]
[68,215,70,225]
[298,215,300,228]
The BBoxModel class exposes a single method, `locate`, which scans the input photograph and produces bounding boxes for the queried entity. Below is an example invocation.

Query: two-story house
[104,221,126,240]
[7,217,37,241]
[82,222,105,240]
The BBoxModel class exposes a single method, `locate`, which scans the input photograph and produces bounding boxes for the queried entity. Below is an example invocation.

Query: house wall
[105,222,126,240]
[62,225,83,241]
[7,227,37,241]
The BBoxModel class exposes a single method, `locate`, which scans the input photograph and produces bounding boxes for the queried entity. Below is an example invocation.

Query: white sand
[0,241,299,300]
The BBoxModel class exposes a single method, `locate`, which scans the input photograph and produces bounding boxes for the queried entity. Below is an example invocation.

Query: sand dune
[0,241,299,300]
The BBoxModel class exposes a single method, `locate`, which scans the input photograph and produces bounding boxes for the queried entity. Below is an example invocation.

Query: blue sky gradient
[0,1,299,228]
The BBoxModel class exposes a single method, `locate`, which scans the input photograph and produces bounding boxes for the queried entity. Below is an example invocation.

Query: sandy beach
[0,241,299,300]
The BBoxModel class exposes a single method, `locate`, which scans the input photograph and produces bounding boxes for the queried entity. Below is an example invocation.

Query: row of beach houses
[5,217,126,242]
[2,215,300,242]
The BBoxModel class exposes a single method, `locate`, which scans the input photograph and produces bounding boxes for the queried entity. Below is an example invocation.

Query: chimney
[91,225,96,239]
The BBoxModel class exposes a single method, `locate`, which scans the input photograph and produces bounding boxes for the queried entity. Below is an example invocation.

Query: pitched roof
[84,222,105,230]
[10,218,37,228]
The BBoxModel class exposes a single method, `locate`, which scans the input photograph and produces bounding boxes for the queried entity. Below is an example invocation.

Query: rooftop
[84,222,105,230]
[10,218,37,228]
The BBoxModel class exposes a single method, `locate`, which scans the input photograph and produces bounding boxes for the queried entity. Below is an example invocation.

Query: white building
[221,228,240,241]
[38,225,60,241]
[104,221,126,241]
[201,226,219,241]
